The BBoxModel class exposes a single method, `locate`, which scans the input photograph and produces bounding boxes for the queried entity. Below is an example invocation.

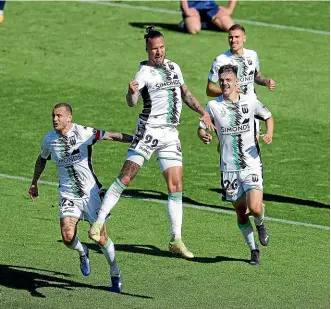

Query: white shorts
[221,168,263,202]
[128,122,183,172]
[59,193,106,224]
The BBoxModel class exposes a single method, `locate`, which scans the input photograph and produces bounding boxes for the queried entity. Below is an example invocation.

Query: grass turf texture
[0,1,329,308]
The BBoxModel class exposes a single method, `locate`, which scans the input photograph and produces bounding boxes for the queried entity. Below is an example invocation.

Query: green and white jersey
[134,59,185,126]
[40,123,104,199]
[204,95,271,172]
[208,48,260,96]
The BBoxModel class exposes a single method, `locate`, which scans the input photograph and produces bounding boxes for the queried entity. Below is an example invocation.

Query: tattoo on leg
[118,160,140,181]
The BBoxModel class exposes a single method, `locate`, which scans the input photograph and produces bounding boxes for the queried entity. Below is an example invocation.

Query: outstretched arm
[28,155,47,200]
[103,131,133,143]
[181,84,215,131]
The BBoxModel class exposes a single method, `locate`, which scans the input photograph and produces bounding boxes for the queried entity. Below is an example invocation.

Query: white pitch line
[1,173,329,230]
[81,1,330,36]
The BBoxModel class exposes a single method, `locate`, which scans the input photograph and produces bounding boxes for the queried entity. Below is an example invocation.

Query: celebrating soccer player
[89,26,215,260]
[28,103,133,293]
[198,64,274,264]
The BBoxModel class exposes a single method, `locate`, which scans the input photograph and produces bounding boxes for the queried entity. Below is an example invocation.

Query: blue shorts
[181,1,219,22]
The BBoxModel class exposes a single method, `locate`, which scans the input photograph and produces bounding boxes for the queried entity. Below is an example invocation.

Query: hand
[128,81,139,95]
[202,133,212,144]
[28,184,39,200]
[262,133,272,144]
[235,85,242,93]
[267,79,276,91]
[199,113,216,131]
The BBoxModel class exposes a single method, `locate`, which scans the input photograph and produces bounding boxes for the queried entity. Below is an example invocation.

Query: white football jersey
[40,123,104,199]
[208,48,260,95]
[134,59,185,126]
[204,95,271,172]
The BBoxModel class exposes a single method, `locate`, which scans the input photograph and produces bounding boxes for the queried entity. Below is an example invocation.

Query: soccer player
[28,103,133,293]
[198,64,273,265]
[89,26,215,259]
[206,24,276,97]
[0,1,6,23]
[179,0,237,34]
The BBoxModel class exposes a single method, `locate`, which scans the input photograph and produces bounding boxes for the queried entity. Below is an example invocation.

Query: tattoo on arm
[103,132,133,143]
[126,92,139,107]
[181,85,205,115]
[32,155,47,185]
[118,160,141,184]
[254,72,268,86]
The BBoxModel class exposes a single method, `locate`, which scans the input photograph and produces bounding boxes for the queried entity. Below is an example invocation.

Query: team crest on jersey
[241,104,249,114]
[220,109,226,117]
[252,174,259,182]
[69,136,76,146]
[247,58,253,65]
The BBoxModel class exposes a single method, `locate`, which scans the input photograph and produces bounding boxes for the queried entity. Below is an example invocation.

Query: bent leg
[97,225,120,276]
[96,159,141,226]
[184,16,202,34]
[212,9,234,31]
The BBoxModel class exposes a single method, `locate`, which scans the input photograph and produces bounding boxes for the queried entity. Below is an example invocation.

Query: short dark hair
[144,25,164,46]
[53,103,72,114]
[228,24,246,33]
[218,64,238,76]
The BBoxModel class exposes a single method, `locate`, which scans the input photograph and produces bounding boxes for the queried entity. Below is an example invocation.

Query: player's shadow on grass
[129,22,223,33]
[0,264,153,299]
[85,243,248,264]
[123,189,232,212]
[209,189,330,209]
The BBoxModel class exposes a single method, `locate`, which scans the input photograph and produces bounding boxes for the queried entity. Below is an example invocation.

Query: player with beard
[89,26,215,259]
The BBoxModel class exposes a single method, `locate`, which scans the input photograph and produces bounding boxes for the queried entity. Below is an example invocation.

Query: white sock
[167,192,183,239]
[97,178,126,225]
[100,238,119,276]
[238,220,257,251]
[65,236,85,256]
[253,204,265,227]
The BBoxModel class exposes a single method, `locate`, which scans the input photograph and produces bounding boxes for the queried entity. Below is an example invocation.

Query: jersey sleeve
[208,58,219,84]
[254,99,272,121]
[173,63,185,86]
[80,125,105,145]
[133,69,146,93]
[40,135,51,160]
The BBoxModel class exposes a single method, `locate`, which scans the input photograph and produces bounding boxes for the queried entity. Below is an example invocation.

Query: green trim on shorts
[157,157,182,161]
[245,187,263,193]
[132,150,149,161]
[237,220,251,230]
[169,192,182,201]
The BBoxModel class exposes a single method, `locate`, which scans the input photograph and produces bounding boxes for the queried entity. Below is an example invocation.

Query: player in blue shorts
[179,0,237,34]
[0,1,6,23]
